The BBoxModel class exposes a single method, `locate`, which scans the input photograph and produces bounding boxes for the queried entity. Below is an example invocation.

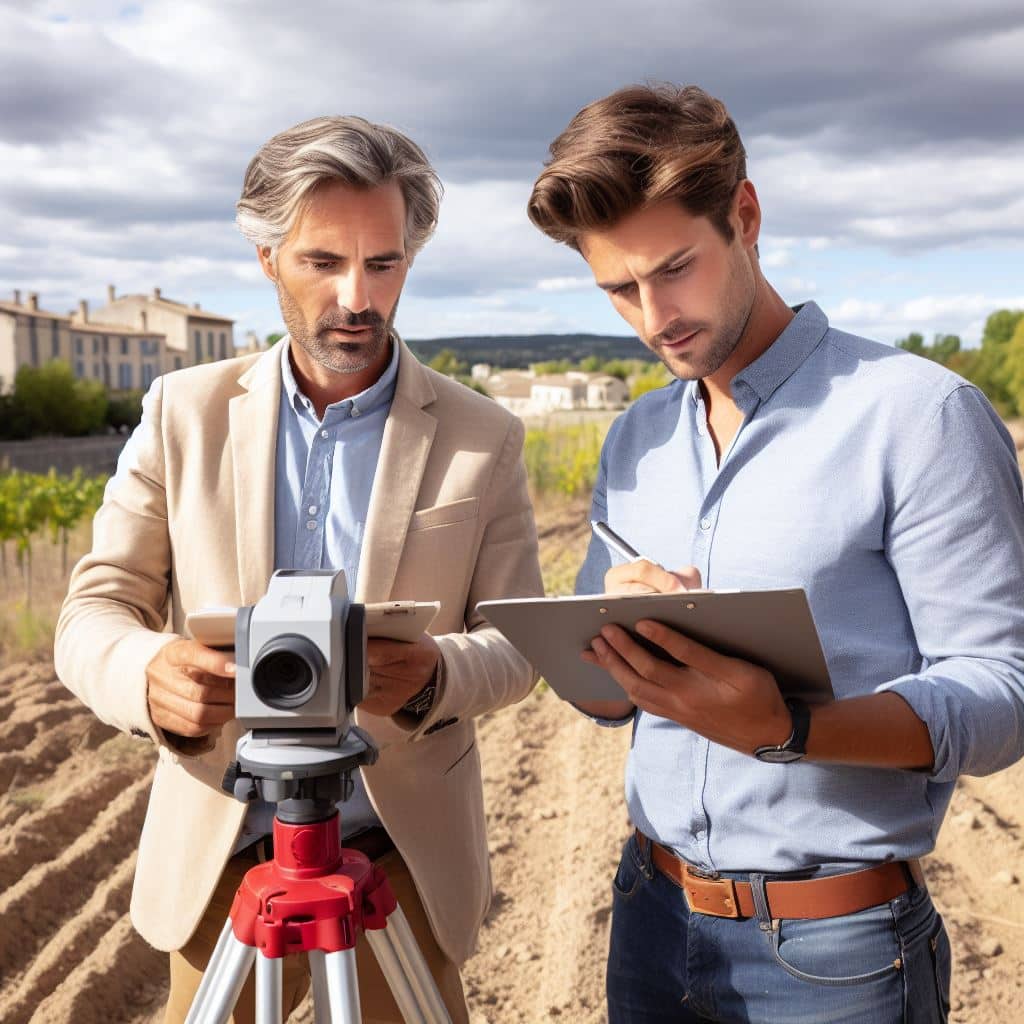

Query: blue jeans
[607,834,951,1024]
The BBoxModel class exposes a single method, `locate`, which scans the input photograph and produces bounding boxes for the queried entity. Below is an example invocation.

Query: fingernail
[225,663,236,673]
[635,622,653,637]
[592,637,608,655]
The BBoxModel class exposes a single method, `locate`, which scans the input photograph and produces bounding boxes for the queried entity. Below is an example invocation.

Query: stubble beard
[648,250,756,382]
[276,279,399,376]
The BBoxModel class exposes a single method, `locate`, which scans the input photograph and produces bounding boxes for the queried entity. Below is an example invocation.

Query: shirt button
[700,517,712,531]
[308,505,318,515]
[320,429,329,439]
[306,520,317,531]
[351,406,361,418]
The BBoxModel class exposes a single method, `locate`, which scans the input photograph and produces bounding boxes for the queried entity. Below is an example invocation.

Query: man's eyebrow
[596,245,695,292]
[295,249,405,262]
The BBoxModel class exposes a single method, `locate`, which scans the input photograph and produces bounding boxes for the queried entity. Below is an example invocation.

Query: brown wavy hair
[528,84,746,250]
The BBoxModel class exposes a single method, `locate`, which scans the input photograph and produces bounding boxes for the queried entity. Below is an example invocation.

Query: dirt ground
[3,483,1024,1022]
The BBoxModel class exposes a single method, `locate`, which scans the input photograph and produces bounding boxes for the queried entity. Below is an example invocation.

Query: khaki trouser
[164,845,469,1024]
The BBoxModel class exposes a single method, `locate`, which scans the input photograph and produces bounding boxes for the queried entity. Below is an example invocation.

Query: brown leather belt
[637,830,925,921]
[246,826,396,864]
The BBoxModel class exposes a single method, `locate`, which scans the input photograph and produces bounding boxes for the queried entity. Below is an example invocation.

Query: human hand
[145,638,236,738]
[582,619,791,755]
[360,633,441,716]
[604,560,702,595]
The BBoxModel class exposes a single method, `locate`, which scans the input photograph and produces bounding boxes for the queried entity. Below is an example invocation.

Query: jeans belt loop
[747,872,775,932]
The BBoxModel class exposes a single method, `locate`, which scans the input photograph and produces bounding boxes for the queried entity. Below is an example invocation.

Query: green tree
[530,359,572,376]
[599,359,633,381]
[961,310,1024,416]
[266,332,285,346]
[896,332,926,356]
[14,361,108,437]
[428,348,466,376]
[930,334,961,363]
[1002,317,1024,418]
[579,355,603,373]
[106,389,144,431]
[630,363,672,400]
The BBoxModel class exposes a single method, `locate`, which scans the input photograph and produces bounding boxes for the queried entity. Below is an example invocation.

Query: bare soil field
[3,465,1024,1022]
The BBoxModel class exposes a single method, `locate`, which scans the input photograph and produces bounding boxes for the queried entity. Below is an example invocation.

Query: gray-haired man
[56,116,543,1022]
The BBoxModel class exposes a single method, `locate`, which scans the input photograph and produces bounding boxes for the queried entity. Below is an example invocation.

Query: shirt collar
[732,301,830,404]
[280,333,401,421]
[684,301,830,409]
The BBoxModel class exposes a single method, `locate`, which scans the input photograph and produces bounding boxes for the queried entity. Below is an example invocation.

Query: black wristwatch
[753,698,811,764]
[401,663,440,721]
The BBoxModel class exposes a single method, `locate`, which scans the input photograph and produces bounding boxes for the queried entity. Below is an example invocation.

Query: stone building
[93,285,235,374]
[0,286,236,394]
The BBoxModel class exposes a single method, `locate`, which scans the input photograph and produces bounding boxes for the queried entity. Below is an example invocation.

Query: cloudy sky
[3,0,1022,348]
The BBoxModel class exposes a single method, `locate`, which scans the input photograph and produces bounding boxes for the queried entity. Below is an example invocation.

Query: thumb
[671,565,703,589]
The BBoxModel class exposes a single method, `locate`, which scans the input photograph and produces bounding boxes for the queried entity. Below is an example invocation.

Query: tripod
[184,730,453,1024]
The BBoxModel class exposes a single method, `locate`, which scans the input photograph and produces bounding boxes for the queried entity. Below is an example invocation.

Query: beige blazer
[54,339,543,962]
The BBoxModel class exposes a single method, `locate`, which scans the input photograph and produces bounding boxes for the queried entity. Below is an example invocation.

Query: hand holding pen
[591,520,703,595]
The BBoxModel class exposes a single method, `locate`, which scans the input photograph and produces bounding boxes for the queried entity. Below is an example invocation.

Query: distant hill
[404,332,655,369]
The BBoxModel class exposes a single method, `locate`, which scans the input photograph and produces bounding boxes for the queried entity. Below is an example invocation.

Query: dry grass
[0,521,93,663]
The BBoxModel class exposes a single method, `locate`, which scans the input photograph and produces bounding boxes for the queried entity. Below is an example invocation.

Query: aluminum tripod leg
[256,951,283,1024]
[309,948,362,1022]
[184,918,257,1024]
[365,905,451,1024]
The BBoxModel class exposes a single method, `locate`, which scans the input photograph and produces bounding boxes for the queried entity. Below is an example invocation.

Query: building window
[52,322,60,358]
[119,363,133,388]
[219,331,227,359]
[102,362,111,387]
[92,337,99,355]
[207,330,214,358]
[174,356,182,370]
[194,329,202,361]
[75,361,85,378]
[142,363,155,389]
[121,337,129,355]
[102,335,109,354]
[74,335,83,355]
[92,361,100,377]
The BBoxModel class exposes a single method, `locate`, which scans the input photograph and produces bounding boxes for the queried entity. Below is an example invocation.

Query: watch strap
[754,698,811,762]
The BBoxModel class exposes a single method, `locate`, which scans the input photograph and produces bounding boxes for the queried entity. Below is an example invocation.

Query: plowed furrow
[0,717,98,795]
[25,914,166,1024]
[0,761,147,890]
[0,702,86,750]
[0,855,137,1024]
[0,775,151,980]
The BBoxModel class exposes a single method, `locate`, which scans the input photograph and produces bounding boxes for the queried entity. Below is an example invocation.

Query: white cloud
[832,293,1024,345]
[536,276,594,292]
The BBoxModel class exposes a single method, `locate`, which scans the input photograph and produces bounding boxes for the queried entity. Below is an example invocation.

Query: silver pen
[591,520,659,565]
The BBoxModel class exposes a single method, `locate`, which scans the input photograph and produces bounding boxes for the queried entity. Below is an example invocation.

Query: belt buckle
[682,865,740,919]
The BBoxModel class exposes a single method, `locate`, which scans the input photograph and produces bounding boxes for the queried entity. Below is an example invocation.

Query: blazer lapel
[229,346,281,605]
[357,340,437,603]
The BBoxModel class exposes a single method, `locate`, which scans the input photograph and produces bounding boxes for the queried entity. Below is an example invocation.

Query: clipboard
[477,589,833,704]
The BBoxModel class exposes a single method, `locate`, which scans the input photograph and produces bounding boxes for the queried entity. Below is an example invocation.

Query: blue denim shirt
[577,302,1024,874]
[237,336,399,848]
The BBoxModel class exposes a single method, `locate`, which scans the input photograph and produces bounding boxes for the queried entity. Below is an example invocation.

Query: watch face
[755,747,805,764]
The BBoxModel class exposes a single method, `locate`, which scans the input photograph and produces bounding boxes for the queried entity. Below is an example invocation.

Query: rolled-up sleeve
[878,384,1024,782]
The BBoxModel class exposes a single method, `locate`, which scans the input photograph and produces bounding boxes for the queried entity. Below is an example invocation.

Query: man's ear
[256,245,277,283]
[733,179,761,250]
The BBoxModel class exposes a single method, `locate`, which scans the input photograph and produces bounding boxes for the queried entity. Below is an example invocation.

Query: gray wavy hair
[236,115,443,258]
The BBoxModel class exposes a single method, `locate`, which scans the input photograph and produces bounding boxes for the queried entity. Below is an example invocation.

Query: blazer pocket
[408,496,480,533]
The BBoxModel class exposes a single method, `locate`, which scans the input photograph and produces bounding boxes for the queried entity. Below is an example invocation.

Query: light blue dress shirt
[237,336,399,848]
[577,302,1024,874]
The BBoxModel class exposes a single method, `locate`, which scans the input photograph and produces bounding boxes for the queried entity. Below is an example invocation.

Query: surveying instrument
[184,570,452,1024]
